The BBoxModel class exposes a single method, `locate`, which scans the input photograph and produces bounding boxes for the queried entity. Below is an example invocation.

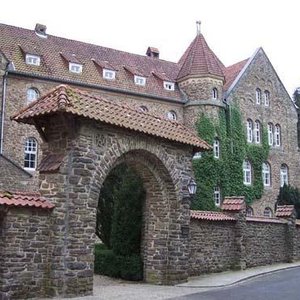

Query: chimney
[35,23,47,38]
[146,47,159,59]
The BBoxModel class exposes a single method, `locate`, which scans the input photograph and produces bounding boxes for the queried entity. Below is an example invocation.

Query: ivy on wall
[192,106,269,210]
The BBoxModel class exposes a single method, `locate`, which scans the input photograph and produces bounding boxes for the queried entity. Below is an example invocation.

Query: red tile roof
[38,153,65,172]
[0,191,54,209]
[223,59,248,91]
[221,196,246,211]
[275,205,295,217]
[12,85,211,151]
[191,210,235,221]
[177,33,225,80]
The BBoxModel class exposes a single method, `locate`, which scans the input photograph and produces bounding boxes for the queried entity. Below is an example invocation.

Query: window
[247,119,253,143]
[212,88,218,100]
[268,123,274,146]
[25,54,41,66]
[274,124,281,147]
[134,75,146,86]
[214,186,221,206]
[256,88,261,104]
[263,207,273,218]
[139,106,148,113]
[254,120,261,144]
[264,90,270,106]
[193,152,202,159]
[213,138,220,159]
[103,69,116,80]
[27,88,39,103]
[246,206,254,217]
[262,162,271,187]
[243,160,252,185]
[163,81,175,91]
[24,138,37,170]
[280,164,288,187]
[69,62,82,74]
[167,110,177,121]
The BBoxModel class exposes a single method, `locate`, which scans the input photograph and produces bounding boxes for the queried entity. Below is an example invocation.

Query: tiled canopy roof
[191,210,235,221]
[12,85,211,151]
[0,191,54,209]
[275,205,295,217]
[221,196,246,211]
[177,33,225,80]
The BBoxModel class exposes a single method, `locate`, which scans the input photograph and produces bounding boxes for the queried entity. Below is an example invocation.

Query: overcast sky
[1,0,299,96]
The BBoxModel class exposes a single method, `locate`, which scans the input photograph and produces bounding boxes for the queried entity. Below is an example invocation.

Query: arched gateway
[6,85,210,298]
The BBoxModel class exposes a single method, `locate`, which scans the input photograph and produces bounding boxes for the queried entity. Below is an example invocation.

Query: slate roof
[221,196,246,211]
[191,210,235,221]
[12,85,211,151]
[275,205,295,217]
[177,33,225,80]
[0,191,54,209]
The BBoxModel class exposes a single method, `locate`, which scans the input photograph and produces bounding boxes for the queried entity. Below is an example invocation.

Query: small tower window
[256,88,261,104]
[134,75,146,86]
[25,54,41,66]
[27,88,39,103]
[103,69,116,80]
[167,110,177,121]
[212,88,218,100]
[163,81,175,91]
[213,186,221,206]
[69,62,82,74]
[213,138,220,159]
[24,137,38,170]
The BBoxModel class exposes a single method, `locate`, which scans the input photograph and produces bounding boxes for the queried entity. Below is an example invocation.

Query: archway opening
[94,163,146,281]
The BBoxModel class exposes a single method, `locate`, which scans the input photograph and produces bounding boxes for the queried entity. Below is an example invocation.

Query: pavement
[60,262,300,300]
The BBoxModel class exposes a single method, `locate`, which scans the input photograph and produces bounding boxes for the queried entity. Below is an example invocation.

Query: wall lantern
[188,178,197,195]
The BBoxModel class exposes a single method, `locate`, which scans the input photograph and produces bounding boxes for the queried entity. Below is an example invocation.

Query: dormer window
[163,81,175,91]
[103,69,116,80]
[69,62,82,74]
[212,88,218,100]
[25,54,40,66]
[134,75,146,86]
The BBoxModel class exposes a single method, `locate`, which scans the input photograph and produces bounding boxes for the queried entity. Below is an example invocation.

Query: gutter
[0,63,9,154]
[8,70,186,105]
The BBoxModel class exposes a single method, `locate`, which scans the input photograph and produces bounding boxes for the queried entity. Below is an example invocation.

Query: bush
[94,247,143,281]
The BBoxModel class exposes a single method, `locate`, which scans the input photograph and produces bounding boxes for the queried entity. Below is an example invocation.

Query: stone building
[0,21,299,215]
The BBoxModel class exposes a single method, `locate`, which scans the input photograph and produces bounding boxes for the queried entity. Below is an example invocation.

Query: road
[172,267,300,300]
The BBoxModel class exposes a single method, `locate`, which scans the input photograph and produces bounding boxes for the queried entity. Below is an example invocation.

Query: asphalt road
[172,267,300,300]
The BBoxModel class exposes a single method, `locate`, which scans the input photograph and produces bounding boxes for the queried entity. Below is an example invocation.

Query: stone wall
[189,219,236,275]
[295,224,300,260]
[0,207,51,299]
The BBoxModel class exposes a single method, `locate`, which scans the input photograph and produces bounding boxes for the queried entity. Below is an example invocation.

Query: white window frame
[212,88,218,100]
[163,81,175,91]
[103,69,116,80]
[213,138,220,159]
[243,160,252,185]
[24,138,38,171]
[264,90,270,106]
[134,75,146,86]
[262,162,271,187]
[167,110,177,121]
[280,164,288,187]
[268,123,274,146]
[69,62,83,74]
[256,88,261,105]
[25,54,41,66]
[275,124,281,147]
[27,88,39,103]
[247,119,253,143]
[254,120,261,144]
[193,152,202,159]
[214,186,221,207]
[263,207,273,218]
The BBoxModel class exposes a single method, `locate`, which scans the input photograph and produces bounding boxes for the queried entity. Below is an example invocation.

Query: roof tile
[0,191,54,209]
[12,85,211,151]
[38,153,65,172]
[221,196,245,211]
[275,205,295,217]
[191,210,235,221]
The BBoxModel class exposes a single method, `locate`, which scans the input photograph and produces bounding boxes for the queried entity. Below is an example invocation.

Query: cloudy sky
[1,0,299,96]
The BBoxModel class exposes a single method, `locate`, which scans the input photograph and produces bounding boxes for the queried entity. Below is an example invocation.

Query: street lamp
[187,178,197,196]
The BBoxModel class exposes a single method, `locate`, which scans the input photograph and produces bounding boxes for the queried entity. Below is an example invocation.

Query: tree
[276,184,300,218]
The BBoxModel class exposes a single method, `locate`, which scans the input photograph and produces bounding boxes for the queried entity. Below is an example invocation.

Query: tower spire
[196,20,201,35]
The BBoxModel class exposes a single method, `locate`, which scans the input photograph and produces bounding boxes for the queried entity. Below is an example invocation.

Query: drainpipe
[0,63,9,154]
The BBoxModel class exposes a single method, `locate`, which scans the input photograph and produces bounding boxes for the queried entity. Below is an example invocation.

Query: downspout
[0,63,9,154]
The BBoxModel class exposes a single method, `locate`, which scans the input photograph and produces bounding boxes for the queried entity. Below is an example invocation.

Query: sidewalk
[62,262,300,300]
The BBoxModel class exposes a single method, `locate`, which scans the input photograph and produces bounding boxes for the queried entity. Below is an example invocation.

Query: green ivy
[192,106,270,210]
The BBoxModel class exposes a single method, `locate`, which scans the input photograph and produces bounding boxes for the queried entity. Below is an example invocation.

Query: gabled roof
[177,33,225,80]
[12,85,211,151]
[0,191,54,209]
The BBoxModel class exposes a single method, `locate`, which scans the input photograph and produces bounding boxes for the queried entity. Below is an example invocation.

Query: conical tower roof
[177,31,225,80]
